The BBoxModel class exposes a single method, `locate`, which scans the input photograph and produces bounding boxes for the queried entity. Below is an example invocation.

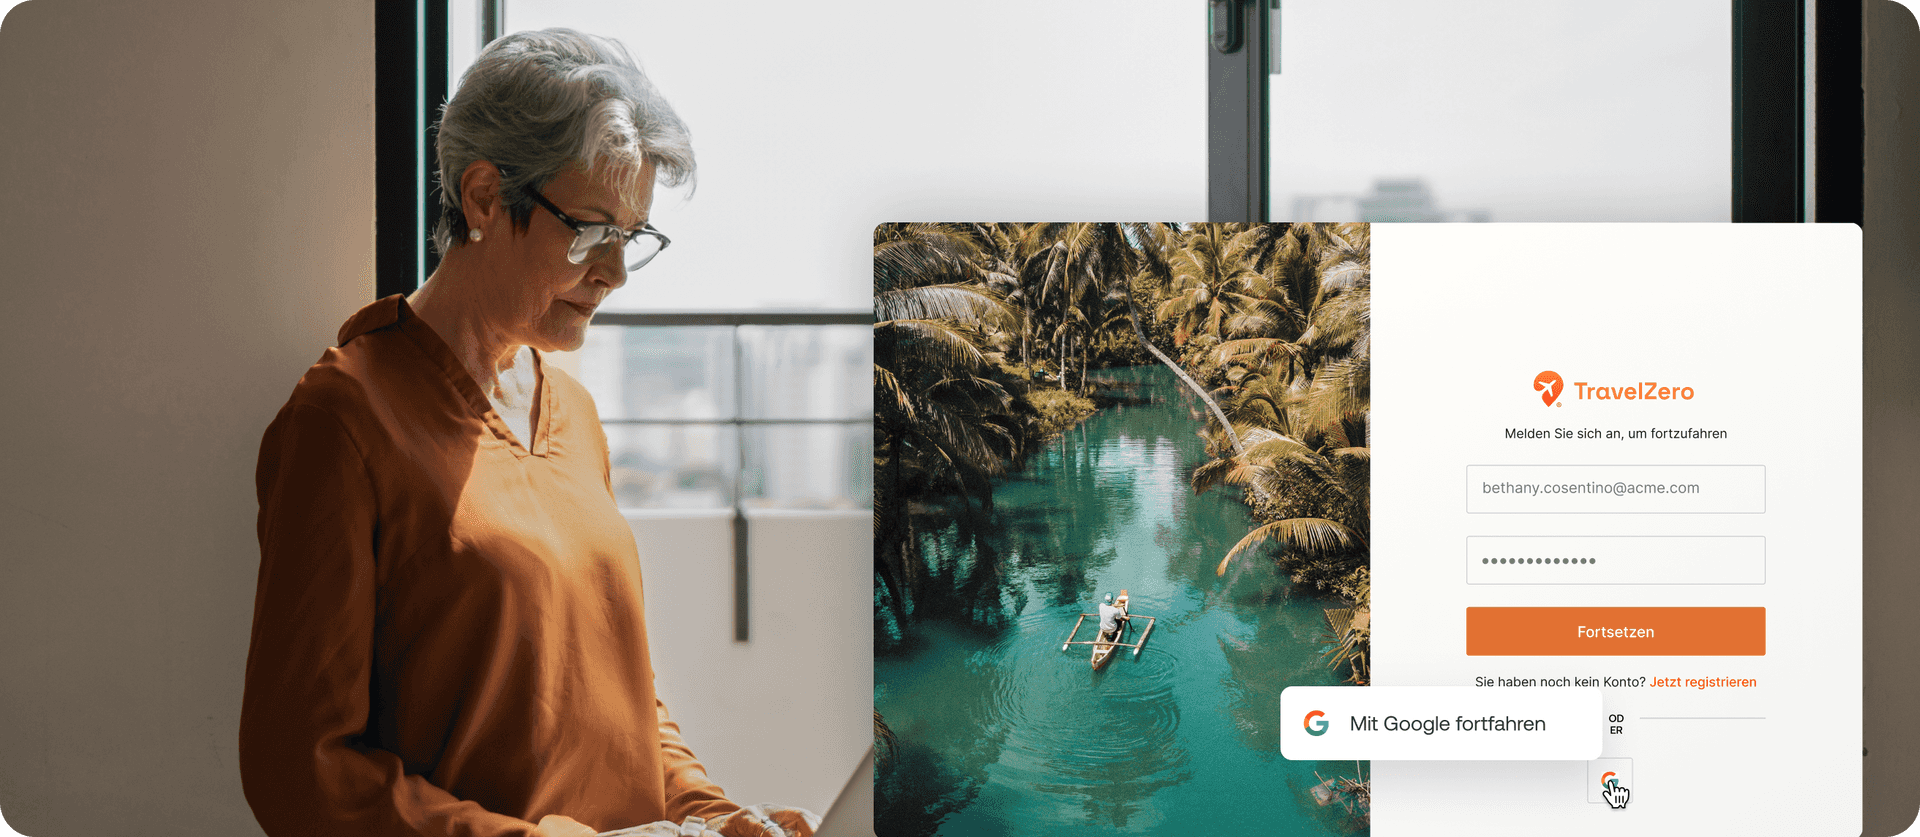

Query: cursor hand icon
[1602,781,1630,809]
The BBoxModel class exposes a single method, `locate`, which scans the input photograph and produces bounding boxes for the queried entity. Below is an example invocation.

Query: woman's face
[486,160,656,354]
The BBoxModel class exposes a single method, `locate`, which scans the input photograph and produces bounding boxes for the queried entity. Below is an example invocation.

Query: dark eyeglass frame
[518,183,670,271]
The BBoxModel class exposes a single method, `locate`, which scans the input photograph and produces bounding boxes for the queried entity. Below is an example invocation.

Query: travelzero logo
[1534,371,1696,405]
[1304,710,1329,736]
[1534,371,1564,406]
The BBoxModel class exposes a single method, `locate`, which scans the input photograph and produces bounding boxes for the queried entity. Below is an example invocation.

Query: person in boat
[1097,590,1131,639]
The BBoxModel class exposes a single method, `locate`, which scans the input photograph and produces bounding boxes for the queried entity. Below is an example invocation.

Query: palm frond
[1215,518,1368,576]
[875,283,1013,326]
[874,319,988,374]
[874,223,986,292]
[1191,457,1237,494]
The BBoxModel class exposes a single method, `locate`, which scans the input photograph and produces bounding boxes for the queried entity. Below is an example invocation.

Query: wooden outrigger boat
[1060,597,1157,669]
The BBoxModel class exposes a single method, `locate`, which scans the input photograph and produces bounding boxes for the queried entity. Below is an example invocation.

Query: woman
[239,30,813,837]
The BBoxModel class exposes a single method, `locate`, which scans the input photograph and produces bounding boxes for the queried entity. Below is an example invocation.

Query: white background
[1371,224,1862,835]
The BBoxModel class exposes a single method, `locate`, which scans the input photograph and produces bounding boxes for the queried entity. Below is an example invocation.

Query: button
[1280,686,1602,761]
[1588,758,1635,805]
[1466,607,1765,656]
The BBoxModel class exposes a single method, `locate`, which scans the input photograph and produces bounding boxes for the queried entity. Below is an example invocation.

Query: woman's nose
[592,248,628,290]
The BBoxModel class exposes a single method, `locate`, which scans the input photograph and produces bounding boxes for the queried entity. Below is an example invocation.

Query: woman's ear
[459,161,504,234]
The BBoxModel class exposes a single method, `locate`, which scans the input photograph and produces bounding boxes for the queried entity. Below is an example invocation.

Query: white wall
[0,1,374,835]
[629,513,872,817]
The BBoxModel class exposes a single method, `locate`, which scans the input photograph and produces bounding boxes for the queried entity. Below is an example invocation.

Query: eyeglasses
[520,185,670,271]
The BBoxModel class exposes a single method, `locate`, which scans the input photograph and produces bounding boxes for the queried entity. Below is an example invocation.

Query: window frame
[375,0,448,298]
[1207,0,1865,224]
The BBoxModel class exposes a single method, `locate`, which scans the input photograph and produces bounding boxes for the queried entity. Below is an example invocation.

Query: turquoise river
[875,364,1365,836]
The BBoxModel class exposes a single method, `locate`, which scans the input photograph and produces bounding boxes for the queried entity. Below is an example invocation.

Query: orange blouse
[240,296,736,836]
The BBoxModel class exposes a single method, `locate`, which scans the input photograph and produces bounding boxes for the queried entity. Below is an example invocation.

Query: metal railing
[592,310,872,641]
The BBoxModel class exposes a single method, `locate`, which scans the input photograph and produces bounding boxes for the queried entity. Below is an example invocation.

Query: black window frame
[375,0,448,299]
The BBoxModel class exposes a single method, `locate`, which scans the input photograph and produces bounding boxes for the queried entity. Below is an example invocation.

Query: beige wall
[0,1,374,834]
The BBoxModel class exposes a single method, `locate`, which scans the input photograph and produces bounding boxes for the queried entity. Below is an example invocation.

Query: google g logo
[1304,710,1329,736]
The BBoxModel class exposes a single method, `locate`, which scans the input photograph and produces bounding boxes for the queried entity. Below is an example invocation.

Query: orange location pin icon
[1534,371,1563,406]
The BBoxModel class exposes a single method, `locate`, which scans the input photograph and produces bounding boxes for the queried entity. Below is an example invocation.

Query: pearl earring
[469,228,484,242]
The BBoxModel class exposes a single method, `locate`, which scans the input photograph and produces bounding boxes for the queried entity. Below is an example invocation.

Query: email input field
[1466,536,1765,585]
[1466,465,1765,514]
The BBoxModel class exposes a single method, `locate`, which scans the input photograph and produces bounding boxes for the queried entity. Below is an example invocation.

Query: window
[433,4,878,517]
[582,317,872,512]
[1269,2,1731,222]
[1206,0,1863,224]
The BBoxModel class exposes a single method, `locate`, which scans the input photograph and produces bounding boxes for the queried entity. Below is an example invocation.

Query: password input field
[1466,536,1765,585]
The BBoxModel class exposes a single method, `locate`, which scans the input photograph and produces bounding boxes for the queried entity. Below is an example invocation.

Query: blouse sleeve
[240,402,533,837]
[654,695,740,822]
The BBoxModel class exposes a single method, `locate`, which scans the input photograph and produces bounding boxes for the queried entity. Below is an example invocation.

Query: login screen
[1366,224,1861,834]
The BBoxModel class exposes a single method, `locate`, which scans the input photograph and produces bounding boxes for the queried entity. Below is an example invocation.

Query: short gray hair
[431,28,694,255]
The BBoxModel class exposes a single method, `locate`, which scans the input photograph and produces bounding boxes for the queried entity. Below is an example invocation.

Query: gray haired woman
[240,29,815,837]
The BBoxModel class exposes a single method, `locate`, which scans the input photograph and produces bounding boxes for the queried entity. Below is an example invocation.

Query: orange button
[1466,607,1764,656]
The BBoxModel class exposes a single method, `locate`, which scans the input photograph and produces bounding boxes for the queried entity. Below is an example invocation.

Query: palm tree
[1320,567,1370,685]
[874,317,1013,619]
[1154,224,1290,348]
[873,224,1019,619]
[1180,223,1370,589]
[1113,222,1247,457]
[875,222,985,296]
[1197,428,1369,589]
[951,223,1039,375]
[1015,223,1136,391]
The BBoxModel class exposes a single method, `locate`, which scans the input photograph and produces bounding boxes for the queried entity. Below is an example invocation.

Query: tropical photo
[873,222,1372,835]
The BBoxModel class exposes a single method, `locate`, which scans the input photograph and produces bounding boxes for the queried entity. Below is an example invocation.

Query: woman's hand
[591,806,820,837]
[532,814,599,837]
[712,804,820,837]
